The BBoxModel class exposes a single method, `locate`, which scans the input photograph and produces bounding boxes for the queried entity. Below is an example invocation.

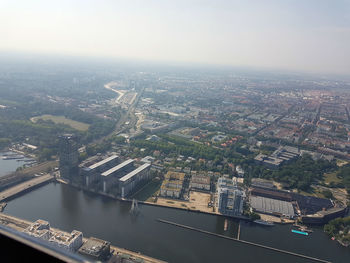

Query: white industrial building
[82,155,119,187]
[101,159,135,192]
[119,163,151,198]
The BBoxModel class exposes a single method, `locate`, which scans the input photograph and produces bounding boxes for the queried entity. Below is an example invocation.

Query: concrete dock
[0,174,54,202]
[157,219,331,263]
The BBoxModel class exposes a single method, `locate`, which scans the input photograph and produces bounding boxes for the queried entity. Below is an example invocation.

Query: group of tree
[337,164,350,195]
[271,154,337,191]
[324,217,350,243]
[131,134,250,164]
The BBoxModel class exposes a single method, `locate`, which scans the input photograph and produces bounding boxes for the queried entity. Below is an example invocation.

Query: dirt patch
[155,191,214,213]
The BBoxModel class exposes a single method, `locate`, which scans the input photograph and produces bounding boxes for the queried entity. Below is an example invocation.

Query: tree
[322,190,333,199]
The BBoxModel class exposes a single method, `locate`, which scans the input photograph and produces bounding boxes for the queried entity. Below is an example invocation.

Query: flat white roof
[89,155,118,170]
[101,159,134,177]
[119,163,150,182]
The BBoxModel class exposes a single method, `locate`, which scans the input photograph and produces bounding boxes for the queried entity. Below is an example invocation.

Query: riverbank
[56,178,250,221]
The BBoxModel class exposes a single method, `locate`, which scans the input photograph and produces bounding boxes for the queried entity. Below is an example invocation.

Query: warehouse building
[101,159,135,192]
[250,196,295,218]
[250,187,293,202]
[81,155,119,187]
[250,186,335,218]
[119,163,151,198]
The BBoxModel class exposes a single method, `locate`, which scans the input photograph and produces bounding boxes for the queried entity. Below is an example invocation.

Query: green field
[324,172,342,185]
[31,115,90,131]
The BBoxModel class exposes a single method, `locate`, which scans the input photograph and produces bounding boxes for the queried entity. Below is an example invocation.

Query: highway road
[0,174,54,202]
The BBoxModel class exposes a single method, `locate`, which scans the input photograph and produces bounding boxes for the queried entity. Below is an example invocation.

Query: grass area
[324,172,342,185]
[298,190,314,197]
[298,189,326,198]
[31,115,90,131]
[131,178,162,201]
[336,159,348,167]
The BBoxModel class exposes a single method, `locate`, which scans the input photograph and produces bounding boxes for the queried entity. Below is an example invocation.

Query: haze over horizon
[1,0,349,76]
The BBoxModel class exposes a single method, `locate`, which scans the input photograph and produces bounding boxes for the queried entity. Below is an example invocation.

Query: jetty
[157,219,331,263]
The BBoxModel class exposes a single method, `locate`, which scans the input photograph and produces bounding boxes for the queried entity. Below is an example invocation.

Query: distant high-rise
[59,134,79,179]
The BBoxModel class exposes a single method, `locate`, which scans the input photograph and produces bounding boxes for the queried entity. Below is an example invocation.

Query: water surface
[4,183,350,263]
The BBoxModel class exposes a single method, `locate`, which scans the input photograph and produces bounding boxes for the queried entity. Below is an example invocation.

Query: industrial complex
[55,133,348,228]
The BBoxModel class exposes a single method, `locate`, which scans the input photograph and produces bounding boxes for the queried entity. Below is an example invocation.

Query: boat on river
[224,219,228,231]
[291,229,309,236]
[2,155,24,160]
[293,223,313,233]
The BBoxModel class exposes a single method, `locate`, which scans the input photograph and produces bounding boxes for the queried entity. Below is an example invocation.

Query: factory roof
[101,159,134,177]
[89,155,118,170]
[251,187,293,201]
[250,196,295,217]
[119,163,150,182]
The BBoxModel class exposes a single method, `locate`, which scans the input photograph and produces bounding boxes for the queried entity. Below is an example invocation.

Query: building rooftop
[250,195,295,218]
[79,237,110,258]
[251,187,293,201]
[191,175,210,185]
[101,159,134,177]
[119,163,151,182]
[89,155,118,170]
[49,230,82,244]
[164,171,185,181]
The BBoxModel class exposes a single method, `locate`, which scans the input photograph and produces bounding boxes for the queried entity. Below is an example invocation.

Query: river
[0,151,34,177]
[3,182,350,263]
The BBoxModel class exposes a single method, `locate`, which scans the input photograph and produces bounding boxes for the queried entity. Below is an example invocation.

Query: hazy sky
[1,0,349,75]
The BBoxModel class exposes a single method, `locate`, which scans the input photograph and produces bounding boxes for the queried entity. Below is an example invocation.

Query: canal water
[0,151,33,177]
[3,183,350,263]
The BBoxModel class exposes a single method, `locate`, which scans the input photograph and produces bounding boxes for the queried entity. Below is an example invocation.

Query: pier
[237,221,241,240]
[157,219,331,263]
[0,174,54,202]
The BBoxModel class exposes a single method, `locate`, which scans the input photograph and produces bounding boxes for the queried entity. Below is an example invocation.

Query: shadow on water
[60,183,80,215]
[215,216,239,238]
